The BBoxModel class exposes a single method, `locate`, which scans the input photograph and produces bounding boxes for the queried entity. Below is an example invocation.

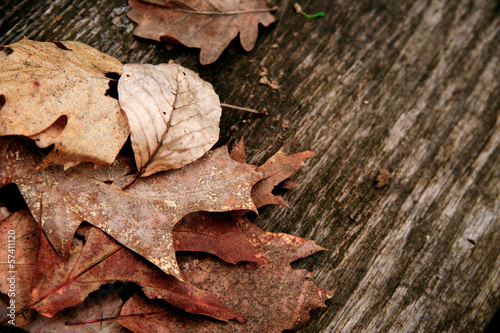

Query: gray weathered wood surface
[1,0,499,332]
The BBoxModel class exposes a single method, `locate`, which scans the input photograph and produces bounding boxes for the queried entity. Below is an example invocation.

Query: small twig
[294,3,325,19]
[221,102,266,115]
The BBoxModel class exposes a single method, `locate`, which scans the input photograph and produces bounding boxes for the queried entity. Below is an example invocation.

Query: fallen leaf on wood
[117,218,332,332]
[0,34,330,333]
[0,210,243,323]
[252,149,314,208]
[229,138,314,208]
[173,143,314,264]
[0,136,261,277]
[0,38,130,168]
[127,0,277,64]
[118,63,221,177]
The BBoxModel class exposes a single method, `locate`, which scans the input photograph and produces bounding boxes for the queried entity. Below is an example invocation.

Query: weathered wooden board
[1,0,499,332]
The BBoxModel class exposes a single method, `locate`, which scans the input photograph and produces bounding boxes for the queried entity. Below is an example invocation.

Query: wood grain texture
[1,0,499,332]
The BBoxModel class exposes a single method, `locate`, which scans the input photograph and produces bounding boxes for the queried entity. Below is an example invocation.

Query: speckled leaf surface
[118,218,332,332]
[172,144,314,264]
[0,136,261,277]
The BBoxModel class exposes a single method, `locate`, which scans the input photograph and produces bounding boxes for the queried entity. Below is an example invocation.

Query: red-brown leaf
[118,218,333,332]
[173,211,268,264]
[252,150,315,208]
[127,0,276,64]
[0,210,244,323]
[172,143,314,264]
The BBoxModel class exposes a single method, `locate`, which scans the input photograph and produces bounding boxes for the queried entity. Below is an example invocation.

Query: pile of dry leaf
[0,37,331,332]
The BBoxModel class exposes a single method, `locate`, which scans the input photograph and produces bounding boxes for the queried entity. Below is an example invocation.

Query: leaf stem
[122,171,142,191]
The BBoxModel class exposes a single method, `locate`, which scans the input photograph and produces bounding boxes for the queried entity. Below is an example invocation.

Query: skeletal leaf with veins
[118,63,221,179]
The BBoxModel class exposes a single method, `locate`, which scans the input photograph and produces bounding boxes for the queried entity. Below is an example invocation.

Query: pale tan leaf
[0,38,130,168]
[118,63,221,177]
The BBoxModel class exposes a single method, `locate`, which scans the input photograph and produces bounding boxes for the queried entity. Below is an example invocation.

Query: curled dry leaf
[127,0,276,64]
[0,38,130,168]
[118,218,333,332]
[118,63,221,177]
[252,149,315,208]
[0,136,261,277]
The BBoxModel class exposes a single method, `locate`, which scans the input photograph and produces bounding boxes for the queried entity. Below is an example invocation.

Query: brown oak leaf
[118,63,221,177]
[127,0,277,64]
[0,38,130,169]
[172,142,314,264]
[0,136,261,277]
[252,149,315,208]
[0,210,244,324]
[117,218,333,332]
[229,138,314,208]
